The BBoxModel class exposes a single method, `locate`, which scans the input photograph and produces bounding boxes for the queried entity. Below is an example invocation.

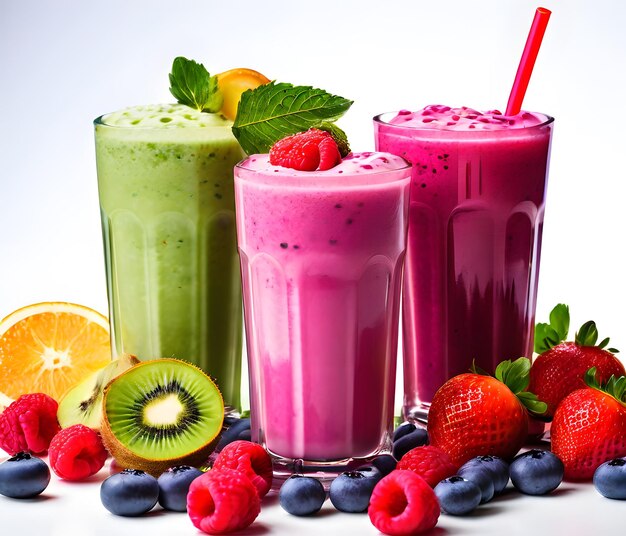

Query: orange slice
[217,68,270,120]
[0,302,112,401]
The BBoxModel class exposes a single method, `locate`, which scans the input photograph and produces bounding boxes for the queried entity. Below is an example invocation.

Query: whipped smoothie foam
[375,105,553,421]
[95,104,245,411]
[235,152,410,461]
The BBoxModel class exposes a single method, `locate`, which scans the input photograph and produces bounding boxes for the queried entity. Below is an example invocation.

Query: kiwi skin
[100,358,224,477]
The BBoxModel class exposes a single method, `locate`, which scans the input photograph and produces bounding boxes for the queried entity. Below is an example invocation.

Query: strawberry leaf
[549,304,570,340]
[470,360,490,376]
[575,321,599,346]
[232,82,353,155]
[495,357,531,393]
[536,305,619,354]
[494,357,546,414]
[517,392,548,415]
[534,304,569,353]
[585,367,626,403]
[598,337,620,354]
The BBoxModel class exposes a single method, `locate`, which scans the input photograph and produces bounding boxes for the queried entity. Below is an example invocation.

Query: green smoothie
[94,104,244,412]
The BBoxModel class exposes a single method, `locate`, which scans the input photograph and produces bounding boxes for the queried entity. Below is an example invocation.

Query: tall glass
[234,153,410,478]
[375,113,554,422]
[94,105,245,412]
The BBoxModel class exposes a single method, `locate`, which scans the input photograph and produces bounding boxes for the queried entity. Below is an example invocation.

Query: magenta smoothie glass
[234,152,410,478]
[375,106,554,422]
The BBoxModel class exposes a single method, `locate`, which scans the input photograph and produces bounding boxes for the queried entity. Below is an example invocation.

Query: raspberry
[0,393,60,455]
[368,470,439,535]
[269,128,341,171]
[48,424,108,481]
[317,135,342,170]
[187,468,261,534]
[212,440,273,498]
[397,445,458,487]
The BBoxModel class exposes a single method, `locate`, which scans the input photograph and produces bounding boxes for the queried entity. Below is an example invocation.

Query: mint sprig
[232,82,353,155]
[169,57,223,113]
[534,303,619,354]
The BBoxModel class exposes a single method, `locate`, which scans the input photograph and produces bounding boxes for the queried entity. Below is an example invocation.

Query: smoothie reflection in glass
[375,106,553,422]
[235,152,410,477]
[95,104,244,412]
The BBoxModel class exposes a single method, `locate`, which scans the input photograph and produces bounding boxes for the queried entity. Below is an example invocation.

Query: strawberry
[529,304,624,419]
[269,128,341,171]
[428,358,546,466]
[551,368,626,480]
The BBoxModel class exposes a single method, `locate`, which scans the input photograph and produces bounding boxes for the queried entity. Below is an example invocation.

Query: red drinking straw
[505,7,552,116]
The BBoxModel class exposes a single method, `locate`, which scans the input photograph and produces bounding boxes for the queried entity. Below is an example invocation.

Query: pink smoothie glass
[374,106,554,423]
[234,152,410,478]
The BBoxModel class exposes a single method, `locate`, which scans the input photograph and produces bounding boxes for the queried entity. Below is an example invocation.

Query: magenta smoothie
[235,152,410,463]
[375,105,554,421]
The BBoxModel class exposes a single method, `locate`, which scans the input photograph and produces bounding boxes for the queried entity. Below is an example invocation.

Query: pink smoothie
[375,105,554,421]
[235,152,410,461]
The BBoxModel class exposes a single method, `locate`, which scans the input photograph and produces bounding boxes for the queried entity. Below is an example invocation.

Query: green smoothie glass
[94,104,244,412]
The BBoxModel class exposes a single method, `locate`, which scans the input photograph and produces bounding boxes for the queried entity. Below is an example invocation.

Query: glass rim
[235,155,412,178]
[373,110,555,134]
[93,113,233,130]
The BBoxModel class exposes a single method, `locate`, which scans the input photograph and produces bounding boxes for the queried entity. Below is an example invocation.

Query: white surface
[0,455,621,536]
[1,0,626,534]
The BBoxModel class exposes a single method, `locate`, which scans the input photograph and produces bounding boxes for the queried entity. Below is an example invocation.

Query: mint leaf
[232,82,353,155]
[169,57,223,113]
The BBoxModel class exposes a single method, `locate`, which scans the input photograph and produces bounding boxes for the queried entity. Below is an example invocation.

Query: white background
[1,1,625,534]
[1,0,625,344]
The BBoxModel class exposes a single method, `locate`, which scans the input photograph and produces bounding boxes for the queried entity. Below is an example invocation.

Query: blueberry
[157,465,203,511]
[434,476,482,515]
[223,415,240,426]
[0,452,50,499]
[593,458,626,499]
[215,418,251,452]
[237,428,252,442]
[457,465,495,503]
[279,475,326,516]
[392,428,429,460]
[329,471,378,512]
[100,469,159,516]
[510,449,563,495]
[370,454,397,476]
[461,455,509,494]
[393,422,417,442]
[353,464,384,482]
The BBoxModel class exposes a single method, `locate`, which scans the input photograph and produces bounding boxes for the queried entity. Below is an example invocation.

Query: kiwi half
[101,358,224,476]
[58,353,139,430]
